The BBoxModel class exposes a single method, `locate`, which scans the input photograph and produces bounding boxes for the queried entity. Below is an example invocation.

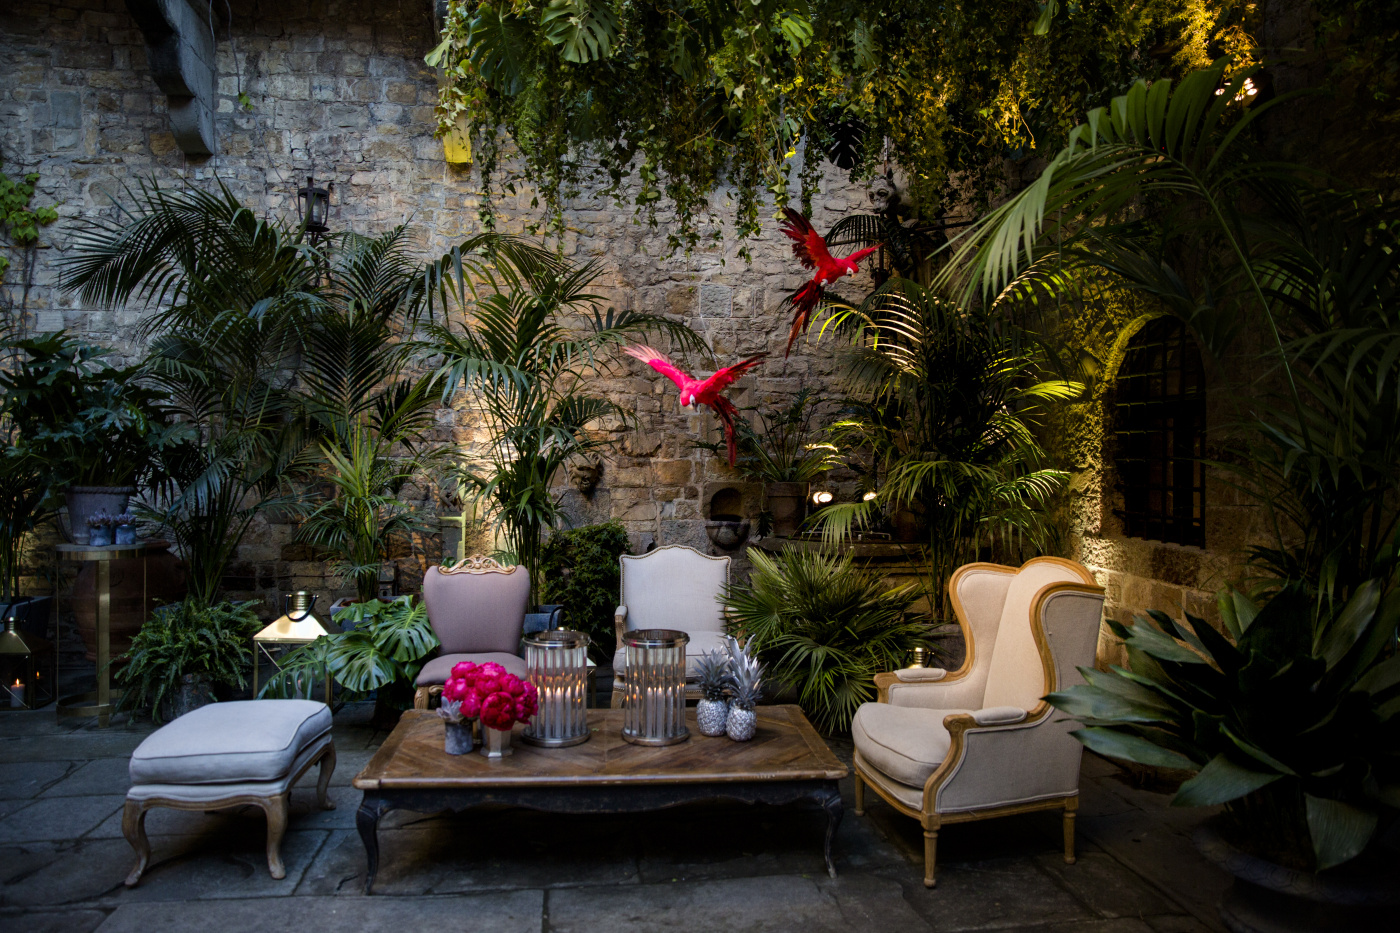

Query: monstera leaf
[467,3,534,95]
[541,0,618,64]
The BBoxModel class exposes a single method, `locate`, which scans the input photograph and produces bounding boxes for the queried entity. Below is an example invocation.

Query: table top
[353,706,847,791]
[55,540,170,561]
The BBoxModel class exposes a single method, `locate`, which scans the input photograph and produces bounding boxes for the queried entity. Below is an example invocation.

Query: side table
[55,540,168,726]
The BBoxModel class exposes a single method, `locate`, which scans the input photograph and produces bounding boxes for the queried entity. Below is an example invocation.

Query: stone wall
[2,0,1274,643]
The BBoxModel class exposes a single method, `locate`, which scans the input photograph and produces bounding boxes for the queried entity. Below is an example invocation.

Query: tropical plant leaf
[1173,754,1280,807]
[1070,727,1198,770]
[1306,794,1379,871]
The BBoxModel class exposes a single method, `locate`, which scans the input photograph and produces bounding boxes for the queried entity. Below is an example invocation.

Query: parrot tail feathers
[782,282,823,357]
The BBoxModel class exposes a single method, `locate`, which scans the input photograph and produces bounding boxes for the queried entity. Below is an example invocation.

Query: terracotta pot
[764,482,808,537]
[64,486,135,545]
[73,546,187,662]
[1194,817,1399,933]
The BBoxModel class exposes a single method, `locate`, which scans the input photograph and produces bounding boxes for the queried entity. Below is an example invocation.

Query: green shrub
[116,600,261,722]
[724,548,935,733]
[540,522,629,663]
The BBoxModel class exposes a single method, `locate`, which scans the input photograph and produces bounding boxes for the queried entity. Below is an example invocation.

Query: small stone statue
[567,457,603,496]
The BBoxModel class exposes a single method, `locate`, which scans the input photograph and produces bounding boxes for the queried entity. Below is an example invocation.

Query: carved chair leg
[316,743,337,811]
[922,827,939,888]
[122,799,150,887]
[609,678,624,709]
[413,687,430,710]
[261,792,291,880]
[1063,798,1078,864]
[853,772,865,816]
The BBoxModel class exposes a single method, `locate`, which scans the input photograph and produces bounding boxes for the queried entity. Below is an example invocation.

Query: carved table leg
[122,800,150,887]
[821,783,844,879]
[316,744,337,810]
[357,793,389,894]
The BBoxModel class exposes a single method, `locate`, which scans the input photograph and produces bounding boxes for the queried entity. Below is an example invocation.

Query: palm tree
[427,246,705,599]
[812,278,1081,613]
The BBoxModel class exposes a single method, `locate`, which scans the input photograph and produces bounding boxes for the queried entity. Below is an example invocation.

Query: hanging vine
[428,1,1258,254]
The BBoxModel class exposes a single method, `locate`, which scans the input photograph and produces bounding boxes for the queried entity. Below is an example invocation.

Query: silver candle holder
[521,629,591,748]
[621,628,690,746]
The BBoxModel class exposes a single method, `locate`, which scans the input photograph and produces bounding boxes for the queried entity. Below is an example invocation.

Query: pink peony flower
[450,661,479,680]
[480,691,514,731]
[460,692,481,719]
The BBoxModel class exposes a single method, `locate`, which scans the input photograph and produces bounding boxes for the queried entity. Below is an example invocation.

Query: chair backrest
[620,545,729,635]
[422,559,531,655]
[981,558,1098,710]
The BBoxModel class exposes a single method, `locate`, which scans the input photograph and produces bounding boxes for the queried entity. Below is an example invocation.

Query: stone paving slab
[0,796,124,843]
[91,890,544,932]
[39,759,132,798]
[0,762,74,799]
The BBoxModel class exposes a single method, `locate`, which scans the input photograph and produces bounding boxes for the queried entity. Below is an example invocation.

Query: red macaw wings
[694,353,768,399]
[621,345,692,392]
[780,207,835,271]
[840,245,880,267]
[781,282,823,357]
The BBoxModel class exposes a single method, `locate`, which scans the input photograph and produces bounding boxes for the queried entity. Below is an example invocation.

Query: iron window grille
[1112,317,1206,547]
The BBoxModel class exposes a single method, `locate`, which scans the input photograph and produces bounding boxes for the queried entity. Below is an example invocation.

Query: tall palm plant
[813,278,1081,613]
[428,246,704,598]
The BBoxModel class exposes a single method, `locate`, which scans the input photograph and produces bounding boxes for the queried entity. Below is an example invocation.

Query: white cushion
[129,700,332,786]
[973,706,1028,726]
[851,703,972,787]
[127,734,332,802]
[854,749,924,810]
[896,667,948,682]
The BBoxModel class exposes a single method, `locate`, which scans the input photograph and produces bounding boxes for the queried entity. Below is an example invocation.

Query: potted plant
[116,600,262,722]
[723,547,935,732]
[438,660,538,758]
[706,388,840,537]
[112,513,138,546]
[540,522,629,663]
[0,333,181,544]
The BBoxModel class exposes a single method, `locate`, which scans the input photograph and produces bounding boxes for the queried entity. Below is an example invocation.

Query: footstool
[122,699,336,885]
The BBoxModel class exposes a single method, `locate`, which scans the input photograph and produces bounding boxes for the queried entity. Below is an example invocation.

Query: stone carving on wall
[125,0,217,156]
[567,457,603,496]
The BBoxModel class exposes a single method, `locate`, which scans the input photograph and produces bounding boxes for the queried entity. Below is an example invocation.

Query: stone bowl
[705,518,751,551]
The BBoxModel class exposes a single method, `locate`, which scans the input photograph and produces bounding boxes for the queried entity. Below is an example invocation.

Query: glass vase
[621,628,690,746]
[522,629,591,747]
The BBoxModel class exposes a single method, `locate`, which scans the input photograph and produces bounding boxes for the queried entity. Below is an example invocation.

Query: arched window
[1112,317,1206,547]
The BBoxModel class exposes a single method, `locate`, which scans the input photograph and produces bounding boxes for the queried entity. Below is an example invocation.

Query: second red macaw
[621,345,767,466]
[779,207,880,356]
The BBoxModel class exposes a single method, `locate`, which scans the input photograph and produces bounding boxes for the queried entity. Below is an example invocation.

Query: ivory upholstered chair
[610,545,730,708]
[413,556,532,709]
[851,557,1105,888]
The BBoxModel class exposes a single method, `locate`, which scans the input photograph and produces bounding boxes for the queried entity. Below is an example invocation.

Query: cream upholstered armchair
[610,545,730,708]
[852,557,1105,888]
[413,556,531,709]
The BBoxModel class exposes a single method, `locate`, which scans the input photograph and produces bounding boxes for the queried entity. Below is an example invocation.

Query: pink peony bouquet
[438,661,538,731]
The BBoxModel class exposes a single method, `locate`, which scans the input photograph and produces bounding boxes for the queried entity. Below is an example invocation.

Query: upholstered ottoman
[122,699,336,885]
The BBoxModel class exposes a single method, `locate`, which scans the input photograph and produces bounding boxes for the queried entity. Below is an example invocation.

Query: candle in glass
[9,679,24,708]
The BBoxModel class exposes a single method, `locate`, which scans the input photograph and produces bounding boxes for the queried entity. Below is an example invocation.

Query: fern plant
[116,600,261,723]
[723,547,934,733]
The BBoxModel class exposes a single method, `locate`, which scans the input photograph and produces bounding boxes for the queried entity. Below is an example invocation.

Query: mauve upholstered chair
[412,556,531,709]
[851,557,1105,888]
[609,544,730,708]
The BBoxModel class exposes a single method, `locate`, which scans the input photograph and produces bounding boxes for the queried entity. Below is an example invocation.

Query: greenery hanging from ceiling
[428,1,1257,254]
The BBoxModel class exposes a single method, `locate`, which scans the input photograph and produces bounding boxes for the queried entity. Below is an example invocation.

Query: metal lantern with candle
[620,628,690,746]
[296,175,332,242]
[521,629,590,747]
[1,607,55,711]
[253,592,337,704]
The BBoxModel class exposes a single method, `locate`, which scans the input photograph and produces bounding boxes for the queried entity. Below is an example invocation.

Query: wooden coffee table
[353,705,848,893]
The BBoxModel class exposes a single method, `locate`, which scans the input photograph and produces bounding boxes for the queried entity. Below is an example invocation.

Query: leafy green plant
[723,547,932,733]
[427,1,1255,250]
[540,521,629,663]
[115,600,261,723]
[813,278,1081,612]
[264,597,439,704]
[0,160,57,285]
[428,245,703,602]
[702,388,840,485]
[1049,579,1400,871]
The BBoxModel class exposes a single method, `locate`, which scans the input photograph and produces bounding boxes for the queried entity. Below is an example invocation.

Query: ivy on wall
[428,1,1256,253]
[0,162,58,287]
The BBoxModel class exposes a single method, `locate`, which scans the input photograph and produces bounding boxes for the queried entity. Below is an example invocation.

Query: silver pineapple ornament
[724,635,762,742]
[694,647,732,737]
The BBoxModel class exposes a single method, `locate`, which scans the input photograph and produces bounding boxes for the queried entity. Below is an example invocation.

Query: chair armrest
[874,667,976,705]
[614,605,627,650]
[972,706,1027,726]
[895,667,948,683]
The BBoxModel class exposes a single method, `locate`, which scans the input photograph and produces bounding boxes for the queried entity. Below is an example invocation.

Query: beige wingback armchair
[852,557,1105,888]
[610,545,730,708]
[412,556,531,710]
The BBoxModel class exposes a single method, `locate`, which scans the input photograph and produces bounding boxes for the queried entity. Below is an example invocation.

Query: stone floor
[0,700,1230,933]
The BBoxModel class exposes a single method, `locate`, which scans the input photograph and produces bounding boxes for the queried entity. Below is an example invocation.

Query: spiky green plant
[115,600,261,722]
[723,548,932,732]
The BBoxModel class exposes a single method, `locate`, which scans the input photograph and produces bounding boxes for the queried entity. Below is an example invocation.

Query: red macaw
[622,345,767,466]
[779,207,880,356]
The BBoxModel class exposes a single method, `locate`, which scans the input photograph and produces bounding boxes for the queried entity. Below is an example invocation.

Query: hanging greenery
[428,1,1257,253]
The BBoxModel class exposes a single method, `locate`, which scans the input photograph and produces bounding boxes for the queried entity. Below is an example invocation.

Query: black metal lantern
[296,175,332,238]
[0,613,55,712]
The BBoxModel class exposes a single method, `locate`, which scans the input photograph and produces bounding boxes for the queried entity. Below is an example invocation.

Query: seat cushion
[851,703,972,788]
[129,700,332,786]
[127,733,333,803]
[612,629,730,677]
[415,652,528,686]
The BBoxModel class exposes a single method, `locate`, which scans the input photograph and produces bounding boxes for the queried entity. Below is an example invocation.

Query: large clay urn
[73,544,187,661]
[764,482,808,537]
